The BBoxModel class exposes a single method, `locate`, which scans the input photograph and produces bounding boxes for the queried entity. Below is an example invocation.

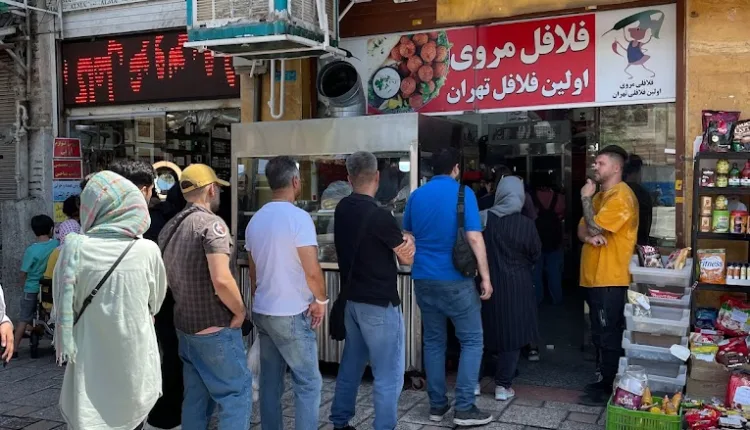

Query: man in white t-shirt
[245,156,327,430]
[0,284,13,363]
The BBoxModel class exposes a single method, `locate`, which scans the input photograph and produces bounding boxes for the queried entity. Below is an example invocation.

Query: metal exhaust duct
[316,61,366,118]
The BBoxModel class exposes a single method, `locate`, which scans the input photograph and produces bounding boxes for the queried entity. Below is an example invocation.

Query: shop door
[0,52,18,199]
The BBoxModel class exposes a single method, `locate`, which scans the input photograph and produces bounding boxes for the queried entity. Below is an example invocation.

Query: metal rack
[690,152,750,295]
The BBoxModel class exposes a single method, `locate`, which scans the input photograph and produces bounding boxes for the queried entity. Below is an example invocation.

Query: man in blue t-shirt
[15,215,58,356]
[403,148,494,427]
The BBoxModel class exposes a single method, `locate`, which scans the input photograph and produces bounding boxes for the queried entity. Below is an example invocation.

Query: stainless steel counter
[237,264,423,372]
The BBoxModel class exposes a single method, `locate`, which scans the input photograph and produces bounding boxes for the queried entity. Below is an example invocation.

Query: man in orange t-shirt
[577,145,638,406]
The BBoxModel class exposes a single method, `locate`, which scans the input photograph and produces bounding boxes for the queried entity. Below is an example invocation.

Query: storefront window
[237,152,411,260]
[68,108,239,201]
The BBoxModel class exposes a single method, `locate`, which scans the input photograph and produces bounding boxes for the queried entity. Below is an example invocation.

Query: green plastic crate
[606,397,682,430]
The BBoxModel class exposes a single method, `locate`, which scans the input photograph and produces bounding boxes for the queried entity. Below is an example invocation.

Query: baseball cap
[179,163,229,194]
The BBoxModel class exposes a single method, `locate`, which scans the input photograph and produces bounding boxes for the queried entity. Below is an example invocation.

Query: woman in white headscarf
[480,176,541,402]
[54,171,167,430]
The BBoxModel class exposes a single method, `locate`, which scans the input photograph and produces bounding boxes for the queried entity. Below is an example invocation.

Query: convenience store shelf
[696,232,750,241]
[696,187,750,195]
[697,152,750,161]
[695,282,750,293]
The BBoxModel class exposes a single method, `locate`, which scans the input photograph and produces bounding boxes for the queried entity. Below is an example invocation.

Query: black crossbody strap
[456,185,465,236]
[74,238,139,326]
[342,206,378,298]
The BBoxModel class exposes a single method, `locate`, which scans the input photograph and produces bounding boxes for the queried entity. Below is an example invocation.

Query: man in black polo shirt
[329,151,415,430]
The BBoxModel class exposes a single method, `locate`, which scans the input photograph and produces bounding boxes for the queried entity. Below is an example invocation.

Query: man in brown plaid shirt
[159,164,252,429]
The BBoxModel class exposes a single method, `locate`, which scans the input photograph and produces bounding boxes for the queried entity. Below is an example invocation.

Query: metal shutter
[0,52,18,200]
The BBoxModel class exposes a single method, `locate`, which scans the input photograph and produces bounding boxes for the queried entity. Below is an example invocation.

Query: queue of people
[0,141,641,428]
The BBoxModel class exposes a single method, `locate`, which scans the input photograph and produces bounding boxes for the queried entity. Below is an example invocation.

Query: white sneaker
[474,383,481,396]
[495,386,515,401]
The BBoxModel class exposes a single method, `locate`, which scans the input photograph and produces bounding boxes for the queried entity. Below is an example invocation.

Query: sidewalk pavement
[0,348,605,430]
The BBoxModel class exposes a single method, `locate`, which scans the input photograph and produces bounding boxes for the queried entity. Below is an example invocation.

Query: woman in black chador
[481,176,541,401]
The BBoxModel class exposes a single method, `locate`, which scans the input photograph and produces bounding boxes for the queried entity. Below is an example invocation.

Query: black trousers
[587,287,627,384]
[495,349,522,389]
[147,291,184,429]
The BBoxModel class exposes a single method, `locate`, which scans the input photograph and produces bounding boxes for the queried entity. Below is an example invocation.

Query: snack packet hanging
[716,298,750,336]
[666,247,691,270]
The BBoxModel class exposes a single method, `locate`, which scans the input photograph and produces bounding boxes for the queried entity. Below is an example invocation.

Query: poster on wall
[53,138,82,159]
[338,4,675,115]
[53,160,83,180]
[53,181,82,202]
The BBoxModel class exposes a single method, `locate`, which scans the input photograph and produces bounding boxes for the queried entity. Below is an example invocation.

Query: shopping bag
[247,337,261,402]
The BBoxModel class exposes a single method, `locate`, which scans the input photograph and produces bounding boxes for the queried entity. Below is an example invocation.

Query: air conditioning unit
[185,0,346,60]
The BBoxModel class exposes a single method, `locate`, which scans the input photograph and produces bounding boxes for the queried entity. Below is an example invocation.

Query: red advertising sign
[53,138,82,158]
[343,5,676,114]
[53,159,83,180]
[61,31,239,107]
[359,15,595,115]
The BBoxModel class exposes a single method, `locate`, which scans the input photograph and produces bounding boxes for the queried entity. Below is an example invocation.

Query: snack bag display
[727,372,750,409]
[638,245,664,268]
[698,249,727,284]
[716,298,750,336]
[628,290,651,317]
[666,247,691,270]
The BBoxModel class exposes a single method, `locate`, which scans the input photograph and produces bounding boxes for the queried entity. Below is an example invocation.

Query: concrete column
[1,0,58,319]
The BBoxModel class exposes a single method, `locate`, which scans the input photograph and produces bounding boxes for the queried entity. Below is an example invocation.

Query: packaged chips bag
[638,245,664,268]
[666,247,691,270]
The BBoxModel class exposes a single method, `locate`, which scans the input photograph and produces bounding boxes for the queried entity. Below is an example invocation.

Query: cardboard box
[690,358,731,383]
[686,378,727,402]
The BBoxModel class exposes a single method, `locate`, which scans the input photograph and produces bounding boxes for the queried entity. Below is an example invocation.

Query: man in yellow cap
[158,164,252,429]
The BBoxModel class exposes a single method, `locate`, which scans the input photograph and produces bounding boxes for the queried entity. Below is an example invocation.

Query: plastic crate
[630,255,693,288]
[617,357,687,394]
[606,397,682,430]
[624,304,690,337]
[622,331,688,363]
[629,283,691,309]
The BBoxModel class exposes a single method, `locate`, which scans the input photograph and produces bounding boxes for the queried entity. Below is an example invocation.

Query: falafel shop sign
[339,4,675,115]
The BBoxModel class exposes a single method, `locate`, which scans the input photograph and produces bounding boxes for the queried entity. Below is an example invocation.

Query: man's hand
[581,179,597,199]
[479,278,493,300]
[230,310,246,329]
[0,322,14,363]
[307,302,326,329]
[397,233,416,258]
[585,235,608,247]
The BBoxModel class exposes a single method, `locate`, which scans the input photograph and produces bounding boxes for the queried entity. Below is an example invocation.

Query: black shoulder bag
[329,207,377,341]
[74,239,139,326]
[452,186,478,277]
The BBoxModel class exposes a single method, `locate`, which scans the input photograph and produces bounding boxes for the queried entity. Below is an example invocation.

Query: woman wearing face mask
[480,176,541,401]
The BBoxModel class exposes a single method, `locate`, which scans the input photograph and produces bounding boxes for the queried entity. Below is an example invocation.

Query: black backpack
[532,191,563,252]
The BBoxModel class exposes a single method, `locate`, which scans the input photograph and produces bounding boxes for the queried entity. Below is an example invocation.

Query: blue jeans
[253,312,322,430]
[176,328,252,430]
[414,279,483,412]
[533,248,564,305]
[330,301,405,430]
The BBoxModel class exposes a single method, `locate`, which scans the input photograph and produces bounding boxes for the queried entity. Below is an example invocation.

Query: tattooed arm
[581,196,603,236]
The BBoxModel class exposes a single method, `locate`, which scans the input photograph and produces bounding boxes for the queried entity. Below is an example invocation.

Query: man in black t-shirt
[329,151,415,430]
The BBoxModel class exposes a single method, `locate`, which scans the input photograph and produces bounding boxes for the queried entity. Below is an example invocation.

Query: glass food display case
[231,113,465,371]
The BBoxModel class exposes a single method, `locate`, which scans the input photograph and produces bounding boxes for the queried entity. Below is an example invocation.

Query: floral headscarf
[53,171,151,364]
[55,219,81,248]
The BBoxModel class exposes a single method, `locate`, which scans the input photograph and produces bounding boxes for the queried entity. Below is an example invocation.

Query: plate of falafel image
[366,31,452,113]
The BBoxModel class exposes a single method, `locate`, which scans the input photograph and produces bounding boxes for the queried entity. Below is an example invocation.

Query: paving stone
[0,367,41,384]
[544,401,603,415]
[23,407,64,423]
[511,398,545,407]
[18,420,60,430]
[499,405,567,429]
[0,382,55,403]
[317,403,373,427]
[3,407,37,418]
[0,404,18,414]
[0,417,38,430]
[356,418,423,430]
[400,403,453,427]
[475,394,513,414]
[9,390,61,407]
[558,421,604,430]
[567,412,599,424]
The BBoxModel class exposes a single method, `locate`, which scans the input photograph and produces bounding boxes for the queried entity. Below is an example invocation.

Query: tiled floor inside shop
[0,333,604,430]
